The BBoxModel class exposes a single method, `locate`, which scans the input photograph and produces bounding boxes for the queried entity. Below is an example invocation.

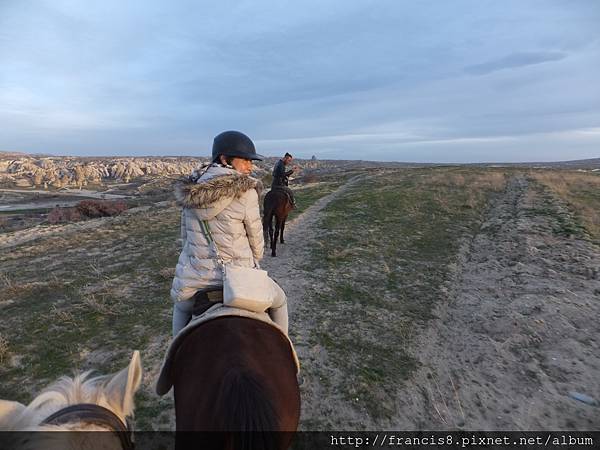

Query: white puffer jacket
[170,164,264,302]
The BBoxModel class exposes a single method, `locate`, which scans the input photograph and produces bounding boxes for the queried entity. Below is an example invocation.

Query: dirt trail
[399,175,600,430]
[260,175,365,316]
[260,175,368,427]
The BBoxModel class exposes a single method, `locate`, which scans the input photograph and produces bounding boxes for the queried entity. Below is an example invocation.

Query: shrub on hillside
[47,207,82,224]
[76,199,128,218]
[47,200,127,224]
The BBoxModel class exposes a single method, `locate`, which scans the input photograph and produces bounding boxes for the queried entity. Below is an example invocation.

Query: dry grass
[427,172,466,187]
[49,305,79,327]
[428,170,508,211]
[82,294,118,316]
[427,171,506,190]
[530,171,600,239]
[424,371,467,428]
[158,267,175,279]
[0,274,42,300]
[78,276,133,316]
[531,171,600,193]
[79,275,126,316]
[0,334,9,364]
[0,272,16,293]
[463,172,508,209]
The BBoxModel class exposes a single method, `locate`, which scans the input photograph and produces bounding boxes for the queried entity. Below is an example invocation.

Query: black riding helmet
[211,130,265,162]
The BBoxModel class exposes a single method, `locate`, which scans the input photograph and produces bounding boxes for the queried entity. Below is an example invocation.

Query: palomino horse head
[0,351,142,450]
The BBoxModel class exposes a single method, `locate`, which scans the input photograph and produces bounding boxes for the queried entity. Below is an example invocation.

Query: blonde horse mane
[0,351,142,433]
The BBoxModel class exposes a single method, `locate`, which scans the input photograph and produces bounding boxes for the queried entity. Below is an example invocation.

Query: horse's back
[264,189,293,220]
[171,316,300,433]
[264,188,288,209]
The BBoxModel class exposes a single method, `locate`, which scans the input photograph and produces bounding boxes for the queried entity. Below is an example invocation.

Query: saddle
[191,287,223,317]
[270,185,295,207]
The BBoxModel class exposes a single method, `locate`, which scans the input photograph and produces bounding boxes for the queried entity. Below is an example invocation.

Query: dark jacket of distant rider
[271,153,294,187]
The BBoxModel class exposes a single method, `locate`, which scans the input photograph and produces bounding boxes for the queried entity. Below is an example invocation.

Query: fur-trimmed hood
[175,165,262,218]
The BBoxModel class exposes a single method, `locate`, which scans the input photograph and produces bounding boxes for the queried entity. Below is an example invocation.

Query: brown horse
[263,188,294,257]
[169,316,300,449]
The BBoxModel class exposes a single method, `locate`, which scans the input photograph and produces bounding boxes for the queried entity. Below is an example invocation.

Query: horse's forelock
[15,371,125,430]
[35,371,100,405]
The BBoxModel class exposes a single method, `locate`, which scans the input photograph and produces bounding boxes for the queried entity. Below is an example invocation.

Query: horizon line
[1,149,599,166]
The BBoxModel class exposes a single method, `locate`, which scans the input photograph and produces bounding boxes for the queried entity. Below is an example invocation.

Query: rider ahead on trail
[271,152,296,208]
[170,131,289,336]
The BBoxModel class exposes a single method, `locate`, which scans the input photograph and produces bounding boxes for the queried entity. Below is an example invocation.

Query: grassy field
[288,180,349,218]
[2,166,600,429]
[528,170,600,242]
[0,206,180,428]
[294,167,509,427]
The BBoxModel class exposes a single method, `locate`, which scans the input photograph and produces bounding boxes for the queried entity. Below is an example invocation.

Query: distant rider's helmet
[211,131,264,162]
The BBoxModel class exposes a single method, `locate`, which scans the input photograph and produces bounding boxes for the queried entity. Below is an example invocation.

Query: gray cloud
[464,51,568,75]
[1,0,599,161]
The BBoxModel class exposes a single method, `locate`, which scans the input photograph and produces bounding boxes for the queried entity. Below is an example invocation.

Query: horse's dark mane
[214,369,281,450]
[215,369,278,431]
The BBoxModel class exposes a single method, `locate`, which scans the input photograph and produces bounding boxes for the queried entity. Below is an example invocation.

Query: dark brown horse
[170,316,300,449]
[263,188,294,257]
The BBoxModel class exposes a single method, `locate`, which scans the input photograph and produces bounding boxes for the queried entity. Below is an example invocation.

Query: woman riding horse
[164,131,300,446]
[170,130,289,336]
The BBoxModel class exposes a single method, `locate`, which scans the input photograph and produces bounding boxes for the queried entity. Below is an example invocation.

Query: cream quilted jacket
[170,164,264,302]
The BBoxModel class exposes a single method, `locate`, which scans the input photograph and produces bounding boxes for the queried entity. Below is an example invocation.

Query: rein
[41,403,134,450]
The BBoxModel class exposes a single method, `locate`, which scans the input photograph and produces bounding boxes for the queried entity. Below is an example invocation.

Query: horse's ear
[0,400,26,430]
[104,351,142,418]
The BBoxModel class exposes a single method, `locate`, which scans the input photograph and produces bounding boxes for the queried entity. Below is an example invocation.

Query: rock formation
[0,156,205,188]
[0,154,320,189]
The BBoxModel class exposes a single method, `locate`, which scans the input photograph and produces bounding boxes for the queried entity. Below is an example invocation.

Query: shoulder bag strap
[200,219,260,271]
[199,220,226,271]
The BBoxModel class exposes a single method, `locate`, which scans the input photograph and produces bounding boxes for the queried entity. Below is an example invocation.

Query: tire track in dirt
[399,175,600,430]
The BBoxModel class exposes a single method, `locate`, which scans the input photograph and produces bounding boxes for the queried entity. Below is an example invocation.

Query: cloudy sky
[1,0,599,162]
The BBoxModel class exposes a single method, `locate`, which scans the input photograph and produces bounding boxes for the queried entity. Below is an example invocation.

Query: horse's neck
[8,400,121,432]
[0,399,55,430]
[9,427,124,450]
[7,375,123,431]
